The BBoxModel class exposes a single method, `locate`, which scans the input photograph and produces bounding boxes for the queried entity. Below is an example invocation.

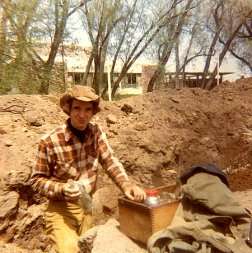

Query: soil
[0,77,252,252]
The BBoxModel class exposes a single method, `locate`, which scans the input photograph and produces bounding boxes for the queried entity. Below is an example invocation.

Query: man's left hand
[122,183,146,202]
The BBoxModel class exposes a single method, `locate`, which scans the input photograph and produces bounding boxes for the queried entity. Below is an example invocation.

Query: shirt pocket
[53,159,78,180]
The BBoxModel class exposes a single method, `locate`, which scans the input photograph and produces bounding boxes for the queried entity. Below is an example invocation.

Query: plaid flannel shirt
[30,121,130,199]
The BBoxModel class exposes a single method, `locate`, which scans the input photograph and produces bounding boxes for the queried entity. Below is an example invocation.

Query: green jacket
[148,172,252,253]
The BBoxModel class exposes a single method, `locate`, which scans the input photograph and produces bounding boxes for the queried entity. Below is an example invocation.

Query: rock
[23,111,44,127]
[4,169,31,189]
[139,142,161,153]
[109,129,118,135]
[78,226,99,253]
[6,203,50,251]
[0,241,44,253]
[167,169,177,175]
[12,204,45,239]
[170,97,180,103]
[191,89,200,96]
[106,114,117,125]
[245,118,252,128]
[4,140,13,147]
[79,219,147,253]
[134,123,147,131]
[92,186,119,216]
[22,127,28,133]
[0,218,10,232]
[0,128,7,135]
[200,137,211,145]
[121,104,133,114]
[0,191,19,220]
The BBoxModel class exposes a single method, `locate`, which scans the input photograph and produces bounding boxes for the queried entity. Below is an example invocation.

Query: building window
[74,73,81,84]
[127,74,137,87]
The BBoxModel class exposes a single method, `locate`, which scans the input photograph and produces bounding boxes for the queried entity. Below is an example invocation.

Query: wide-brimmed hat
[60,85,100,115]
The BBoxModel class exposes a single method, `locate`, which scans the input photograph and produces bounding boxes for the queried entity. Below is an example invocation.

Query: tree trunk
[175,37,180,88]
[201,2,224,88]
[111,63,133,97]
[60,43,66,91]
[81,49,94,85]
[110,1,181,97]
[181,23,196,85]
[147,0,193,92]
[219,37,252,72]
[111,74,126,97]
[100,0,138,98]
[201,28,222,88]
[205,19,250,90]
[38,0,70,94]
[147,59,171,92]
[38,64,52,94]
[92,53,101,95]
[0,8,7,83]
[15,36,26,93]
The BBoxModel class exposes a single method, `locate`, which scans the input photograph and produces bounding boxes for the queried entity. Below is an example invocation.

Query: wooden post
[107,65,112,101]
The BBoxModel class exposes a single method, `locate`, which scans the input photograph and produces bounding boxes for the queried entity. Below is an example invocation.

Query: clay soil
[0,77,252,252]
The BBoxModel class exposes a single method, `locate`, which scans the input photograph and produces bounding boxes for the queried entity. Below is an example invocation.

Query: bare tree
[147,0,194,92]
[219,7,252,73]
[205,1,252,89]
[174,1,201,88]
[79,0,125,94]
[38,0,90,94]
[108,0,185,97]
[80,0,180,97]
[1,0,40,92]
[200,0,224,88]
[0,0,89,94]
[102,0,138,97]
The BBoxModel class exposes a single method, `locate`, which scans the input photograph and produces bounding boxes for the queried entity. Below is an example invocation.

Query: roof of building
[36,43,156,74]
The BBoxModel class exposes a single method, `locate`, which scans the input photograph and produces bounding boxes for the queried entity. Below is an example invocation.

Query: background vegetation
[0,0,251,96]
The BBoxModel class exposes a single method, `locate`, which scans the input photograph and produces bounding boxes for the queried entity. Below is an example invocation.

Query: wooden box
[118,196,179,243]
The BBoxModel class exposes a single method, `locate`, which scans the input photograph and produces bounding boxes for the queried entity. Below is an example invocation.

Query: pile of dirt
[0,77,252,252]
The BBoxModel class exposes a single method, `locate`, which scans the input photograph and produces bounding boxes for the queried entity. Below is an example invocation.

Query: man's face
[70,99,94,130]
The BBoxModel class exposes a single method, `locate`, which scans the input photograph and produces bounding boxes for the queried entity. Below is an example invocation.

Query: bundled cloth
[148,164,252,253]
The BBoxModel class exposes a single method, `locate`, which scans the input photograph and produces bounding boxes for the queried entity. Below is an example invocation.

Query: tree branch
[67,0,92,17]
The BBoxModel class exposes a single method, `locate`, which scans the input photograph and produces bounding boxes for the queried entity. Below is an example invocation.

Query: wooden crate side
[119,204,152,243]
[150,201,179,233]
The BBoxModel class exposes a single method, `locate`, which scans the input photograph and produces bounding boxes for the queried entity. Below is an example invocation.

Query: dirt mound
[98,78,252,190]
[0,77,252,251]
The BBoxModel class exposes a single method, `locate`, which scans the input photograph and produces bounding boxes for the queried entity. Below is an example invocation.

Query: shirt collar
[64,120,93,143]
[64,121,75,142]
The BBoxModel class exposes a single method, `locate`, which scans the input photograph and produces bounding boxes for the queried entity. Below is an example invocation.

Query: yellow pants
[45,200,93,253]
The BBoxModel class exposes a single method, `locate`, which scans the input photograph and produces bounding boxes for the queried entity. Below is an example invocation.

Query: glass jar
[144,189,160,206]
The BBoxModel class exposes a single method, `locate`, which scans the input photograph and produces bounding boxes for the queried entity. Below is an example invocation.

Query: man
[30,85,146,253]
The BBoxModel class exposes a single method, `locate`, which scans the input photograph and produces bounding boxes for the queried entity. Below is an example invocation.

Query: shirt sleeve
[97,127,130,190]
[30,139,65,200]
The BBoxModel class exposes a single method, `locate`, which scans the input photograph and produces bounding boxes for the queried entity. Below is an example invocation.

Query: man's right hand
[122,182,146,202]
[63,181,81,201]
